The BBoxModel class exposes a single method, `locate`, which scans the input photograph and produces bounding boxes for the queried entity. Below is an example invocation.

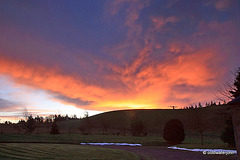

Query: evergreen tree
[229,67,240,99]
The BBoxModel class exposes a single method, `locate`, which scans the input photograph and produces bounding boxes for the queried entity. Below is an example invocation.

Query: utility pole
[169,106,178,110]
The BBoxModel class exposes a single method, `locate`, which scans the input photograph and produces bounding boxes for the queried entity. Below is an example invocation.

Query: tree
[229,67,240,99]
[163,119,185,144]
[22,107,29,121]
[130,117,147,136]
[99,117,110,135]
[221,114,235,147]
[50,122,60,134]
[218,67,240,101]
[218,67,239,147]
[83,111,89,119]
[25,115,36,134]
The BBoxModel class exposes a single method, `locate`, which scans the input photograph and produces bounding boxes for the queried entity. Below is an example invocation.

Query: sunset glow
[0,0,239,122]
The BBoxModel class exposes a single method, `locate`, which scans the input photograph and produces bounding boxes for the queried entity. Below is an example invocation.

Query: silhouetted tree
[194,105,198,109]
[205,102,209,107]
[83,111,89,119]
[221,113,235,148]
[22,107,29,121]
[163,119,185,144]
[50,122,60,134]
[229,67,240,99]
[79,117,92,135]
[131,117,147,136]
[25,115,36,134]
[99,117,110,135]
[218,67,240,102]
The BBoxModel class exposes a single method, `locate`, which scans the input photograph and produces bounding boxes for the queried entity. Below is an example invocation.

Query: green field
[0,143,141,160]
[0,134,164,146]
[0,133,232,149]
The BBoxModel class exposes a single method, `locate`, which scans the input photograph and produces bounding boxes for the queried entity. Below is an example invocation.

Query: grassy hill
[0,104,230,136]
[59,104,230,136]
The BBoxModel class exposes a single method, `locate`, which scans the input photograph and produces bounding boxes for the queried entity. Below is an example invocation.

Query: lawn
[0,134,165,146]
[0,143,141,160]
[0,133,232,149]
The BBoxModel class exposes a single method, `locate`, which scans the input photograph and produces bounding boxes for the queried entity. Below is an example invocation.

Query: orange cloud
[104,47,224,109]
[0,45,225,112]
[0,56,105,106]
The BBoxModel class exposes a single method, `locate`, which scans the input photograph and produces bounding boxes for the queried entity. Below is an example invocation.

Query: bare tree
[216,67,240,102]
[83,111,89,119]
[22,107,29,121]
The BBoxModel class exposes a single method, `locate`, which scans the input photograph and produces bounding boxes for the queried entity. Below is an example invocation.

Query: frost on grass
[80,143,142,146]
[168,146,237,154]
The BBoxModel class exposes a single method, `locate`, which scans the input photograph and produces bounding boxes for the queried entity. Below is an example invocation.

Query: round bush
[163,119,185,144]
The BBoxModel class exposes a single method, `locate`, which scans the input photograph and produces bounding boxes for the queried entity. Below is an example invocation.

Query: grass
[0,133,232,149]
[0,143,141,160]
[175,136,233,149]
[0,134,164,146]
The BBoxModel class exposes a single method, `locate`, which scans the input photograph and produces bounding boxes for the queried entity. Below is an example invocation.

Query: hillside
[59,104,230,135]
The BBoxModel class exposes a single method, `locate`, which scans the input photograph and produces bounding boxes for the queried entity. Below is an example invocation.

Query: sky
[0,0,239,122]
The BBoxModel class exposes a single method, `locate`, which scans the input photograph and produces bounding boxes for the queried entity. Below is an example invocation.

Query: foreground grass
[0,143,141,160]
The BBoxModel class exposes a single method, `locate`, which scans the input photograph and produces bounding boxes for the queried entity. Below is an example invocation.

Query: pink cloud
[152,16,180,31]
[204,0,232,11]
[214,0,232,11]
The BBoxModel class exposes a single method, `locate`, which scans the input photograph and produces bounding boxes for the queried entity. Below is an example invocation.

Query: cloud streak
[0,98,19,111]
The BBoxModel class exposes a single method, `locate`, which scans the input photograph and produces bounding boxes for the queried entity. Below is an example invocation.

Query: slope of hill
[59,104,230,136]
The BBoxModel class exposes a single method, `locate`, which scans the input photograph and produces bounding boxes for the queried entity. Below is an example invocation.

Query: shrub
[131,118,147,136]
[163,119,185,144]
[221,116,235,148]
[50,122,60,134]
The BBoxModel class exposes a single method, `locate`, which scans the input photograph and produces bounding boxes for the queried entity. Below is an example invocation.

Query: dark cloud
[0,98,19,111]
[53,94,93,107]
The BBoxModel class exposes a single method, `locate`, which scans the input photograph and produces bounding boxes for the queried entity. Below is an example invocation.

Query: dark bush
[163,119,185,144]
[50,122,60,134]
[221,116,235,148]
[131,118,144,136]
[131,118,147,136]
